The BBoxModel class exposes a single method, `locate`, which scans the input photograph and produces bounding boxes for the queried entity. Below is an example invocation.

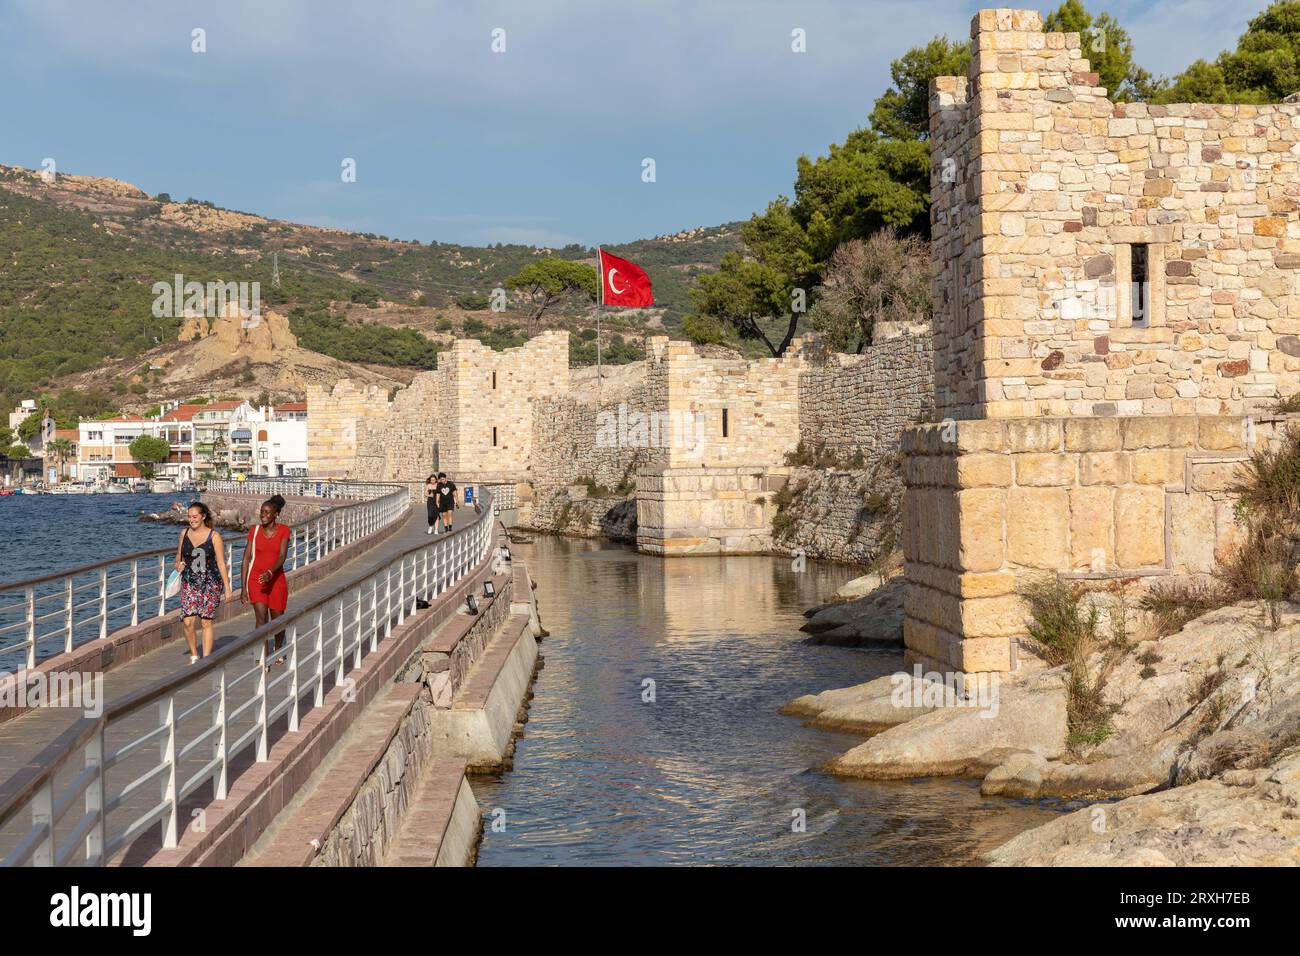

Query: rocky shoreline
[787,577,1300,866]
[139,493,329,533]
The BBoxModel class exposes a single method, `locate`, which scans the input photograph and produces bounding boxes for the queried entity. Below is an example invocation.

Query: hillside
[0,163,741,411]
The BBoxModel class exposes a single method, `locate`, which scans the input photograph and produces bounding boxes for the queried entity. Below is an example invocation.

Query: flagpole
[596,248,603,397]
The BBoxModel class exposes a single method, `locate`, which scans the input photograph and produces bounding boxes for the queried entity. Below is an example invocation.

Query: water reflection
[474,536,1060,866]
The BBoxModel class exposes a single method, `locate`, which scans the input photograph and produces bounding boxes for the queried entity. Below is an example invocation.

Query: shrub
[1140,580,1228,638]
[1020,575,1118,750]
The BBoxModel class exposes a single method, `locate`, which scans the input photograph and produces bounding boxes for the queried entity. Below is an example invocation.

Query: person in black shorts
[434,472,457,533]
[424,473,439,535]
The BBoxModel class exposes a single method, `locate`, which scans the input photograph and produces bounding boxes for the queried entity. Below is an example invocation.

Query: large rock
[827,675,1068,779]
[782,673,940,734]
[987,751,1300,866]
[800,577,904,648]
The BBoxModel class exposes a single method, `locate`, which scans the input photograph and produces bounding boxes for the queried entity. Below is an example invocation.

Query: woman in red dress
[242,494,291,664]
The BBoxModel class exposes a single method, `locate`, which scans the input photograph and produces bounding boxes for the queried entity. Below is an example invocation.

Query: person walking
[434,472,457,533]
[242,494,291,665]
[175,502,232,664]
[424,473,439,535]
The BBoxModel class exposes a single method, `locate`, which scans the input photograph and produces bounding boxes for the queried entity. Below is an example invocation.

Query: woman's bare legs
[200,619,215,658]
[182,616,199,659]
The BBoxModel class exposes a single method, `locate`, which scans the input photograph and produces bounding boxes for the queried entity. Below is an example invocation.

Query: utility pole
[272,251,281,288]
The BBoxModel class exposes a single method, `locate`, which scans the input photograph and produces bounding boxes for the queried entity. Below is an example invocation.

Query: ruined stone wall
[305,381,391,478]
[799,332,935,456]
[648,336,803,469]
[355,370,450,482]
[443,331,569,481]
[932,7,1300,421]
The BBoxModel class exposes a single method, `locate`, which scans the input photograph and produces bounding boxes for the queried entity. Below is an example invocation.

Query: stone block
[956,453,1013,487]
[1114,486,1165,568]
[1015,452,1075,486]
[1005,419,1061,453]
[1079,451,1129,485]
[956,488,1006,573]
[1197,417,1245,450]
[1130,449,1185,486]
[1064,418,1120,452]
[1006,487,1069,569]
[1069,486,1113,571]
[1169,493,1217,574]
[1121,416,1195,450]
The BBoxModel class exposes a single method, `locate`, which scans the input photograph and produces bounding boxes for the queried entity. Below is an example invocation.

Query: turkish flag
[599,249,654,307]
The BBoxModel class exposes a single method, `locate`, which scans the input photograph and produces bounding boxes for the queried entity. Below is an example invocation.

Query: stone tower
[901,8,1299,678]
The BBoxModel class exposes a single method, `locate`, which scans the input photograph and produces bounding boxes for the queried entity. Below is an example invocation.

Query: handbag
[165,569,182,599]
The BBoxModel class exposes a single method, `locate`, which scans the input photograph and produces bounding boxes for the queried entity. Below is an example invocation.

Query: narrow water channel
[473,535,1064,866]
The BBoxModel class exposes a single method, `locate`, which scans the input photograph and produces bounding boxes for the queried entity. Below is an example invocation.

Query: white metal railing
[0,482,409,671]
[206,478,395,502]
[0,491,493,866]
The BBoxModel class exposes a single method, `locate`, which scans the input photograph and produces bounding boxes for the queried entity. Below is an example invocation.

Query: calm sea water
[474,535,1066,866]
[0,493,192,585]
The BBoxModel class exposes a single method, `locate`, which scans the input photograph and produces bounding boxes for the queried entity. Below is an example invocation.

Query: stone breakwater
[185,494,328,532]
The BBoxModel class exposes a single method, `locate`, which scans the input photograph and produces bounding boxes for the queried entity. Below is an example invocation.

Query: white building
[253,420,308,477]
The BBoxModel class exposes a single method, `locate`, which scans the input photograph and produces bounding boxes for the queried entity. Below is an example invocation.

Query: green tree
[0,425,12,449]
[1150,2,1300,105]
[16,409,43,442]
[868,36,974,140]
[689,34,967,355]
[5,444,31,459]
[505,259,598,332]
[1043,1,1150,101]
[128,434,170,480]
[45,437,74,477]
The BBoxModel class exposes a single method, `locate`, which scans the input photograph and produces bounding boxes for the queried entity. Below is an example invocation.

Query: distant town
[3,397,309,491]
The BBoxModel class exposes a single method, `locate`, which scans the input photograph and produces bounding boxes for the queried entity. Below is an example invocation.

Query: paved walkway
[0,502,469,864]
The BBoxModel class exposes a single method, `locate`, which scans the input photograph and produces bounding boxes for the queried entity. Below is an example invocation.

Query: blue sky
[0,0,1273,248]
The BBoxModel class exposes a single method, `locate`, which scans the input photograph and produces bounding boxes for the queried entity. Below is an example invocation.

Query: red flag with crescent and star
[598,249,654,307]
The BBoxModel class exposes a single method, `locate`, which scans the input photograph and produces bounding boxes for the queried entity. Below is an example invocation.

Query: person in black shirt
[434,472,458,533]
[424,473,439,535]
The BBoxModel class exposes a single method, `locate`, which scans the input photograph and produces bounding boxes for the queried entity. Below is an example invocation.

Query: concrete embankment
[237,535,545,868]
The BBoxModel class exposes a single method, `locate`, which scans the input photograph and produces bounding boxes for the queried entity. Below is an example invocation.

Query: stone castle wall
[931,7,1300,422]
[306,381,391,478]
[799,332,935,456]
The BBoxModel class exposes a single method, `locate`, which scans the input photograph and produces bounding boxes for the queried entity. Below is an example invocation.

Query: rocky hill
[0,162,741,411]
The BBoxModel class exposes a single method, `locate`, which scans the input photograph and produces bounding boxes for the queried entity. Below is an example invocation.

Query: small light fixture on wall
[465,594,479,615]
[483,580,495,598]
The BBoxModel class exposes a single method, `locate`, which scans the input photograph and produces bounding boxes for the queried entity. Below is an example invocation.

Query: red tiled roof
[275,402,308,411]
[114,463,142,478]
[97,415,146,423]
[53,429,79,441]
[160,404,201,422]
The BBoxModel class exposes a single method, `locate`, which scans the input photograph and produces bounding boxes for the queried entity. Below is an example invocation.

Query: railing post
[157,554,167,617]
[334,596,346,687]
[369,578,379,652]
[27,778,55,866]
[161,695,179,849]
[85,726,106,865]
[25,586,36,669]
[130,559,139,627]
[314,609,325,708]
[64,577,74,655]
[98,567,108,641]
[288,622,300,733]
[256,644,269,762]
[397,557,407,626]
[214,667,228,799]
[352,587,362,670]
